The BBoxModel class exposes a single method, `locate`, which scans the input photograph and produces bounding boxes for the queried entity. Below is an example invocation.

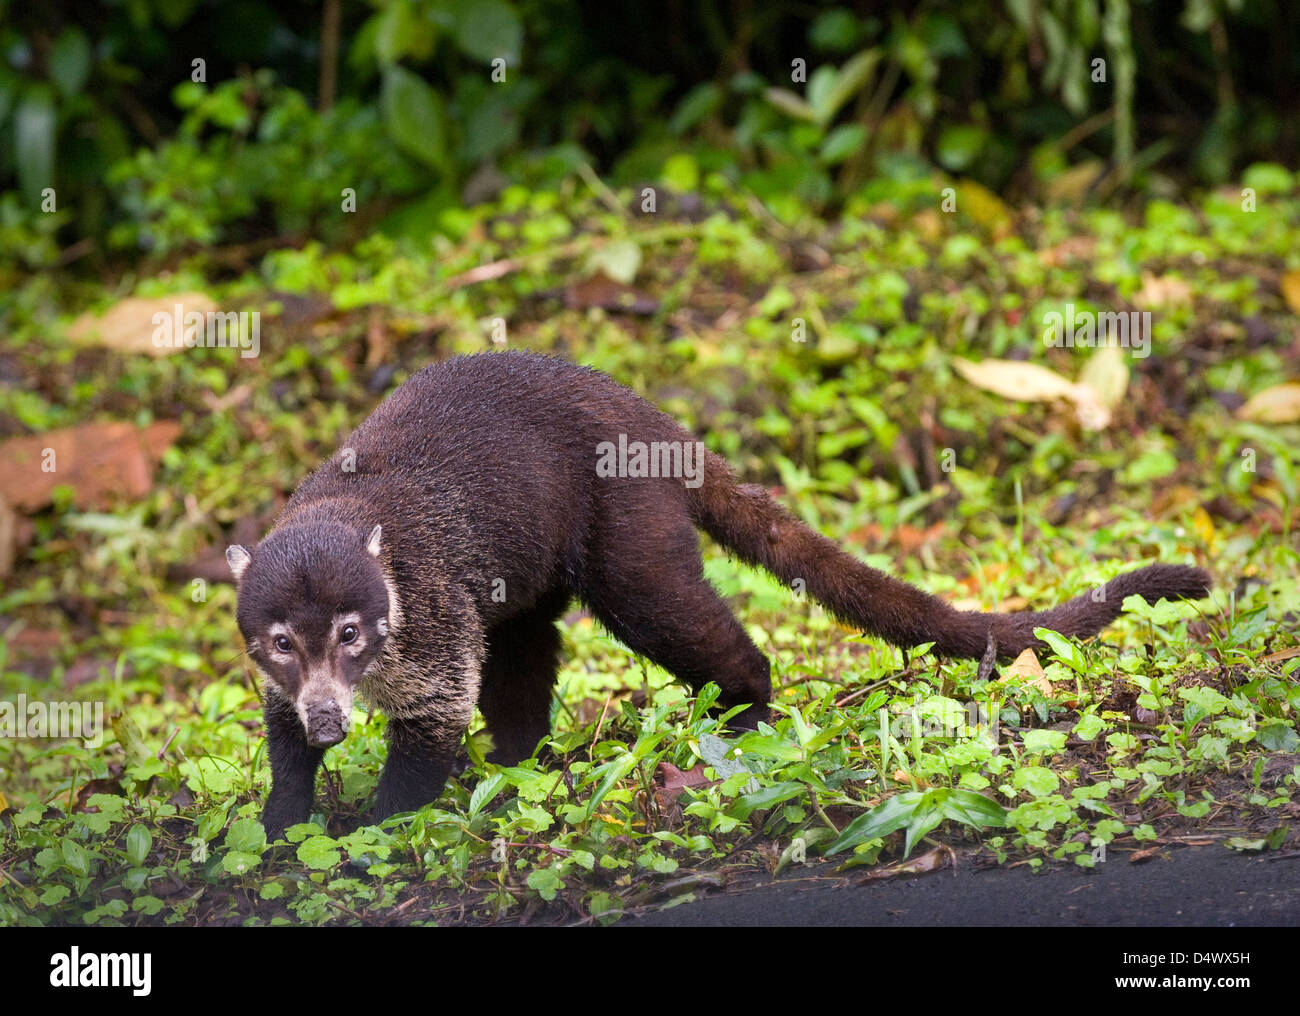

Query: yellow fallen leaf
[959,179,1013,237]
[1076,344,1130,412]
[954,357,1078,401]
[1237,382,1300,423]
[1192,506,1216,549]
[1001,648,1053,696]
[1280,270,1300,315]
[953,357,1111,430]
[1134,273,1192,309]
[68,292,217,356]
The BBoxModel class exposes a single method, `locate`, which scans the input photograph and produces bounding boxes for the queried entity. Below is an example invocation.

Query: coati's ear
[365,525,383,558]
[226,545,252,582]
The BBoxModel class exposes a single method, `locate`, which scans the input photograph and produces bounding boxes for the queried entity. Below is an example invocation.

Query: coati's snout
[227,521,397,748]
[303,694,349,748]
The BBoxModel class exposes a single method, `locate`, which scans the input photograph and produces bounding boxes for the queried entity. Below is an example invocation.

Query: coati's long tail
[687,453,1211,661]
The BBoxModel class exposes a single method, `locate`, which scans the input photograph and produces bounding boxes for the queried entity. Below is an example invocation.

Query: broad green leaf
[1022,729,1067,755]
[15,85,56,204]
[468,771,506,819]
[1073,713,1107,741]
[824,792,921,854]
[1259,721,1299,752]
[587,238,641,284]
[221,850,262,875]
[225,816,267,854]
[728,781,805,821]
[125,824,152,867]
[903,801,945,856]
[820,124,867,165]
[451,0,522,64]
[381,66,449,173]
[296,835,342,870]
[1013,766,1060,797]
[61,839,90,878]
[49,29,92,97]
[939,789,1009,829]
[820,49,881,125]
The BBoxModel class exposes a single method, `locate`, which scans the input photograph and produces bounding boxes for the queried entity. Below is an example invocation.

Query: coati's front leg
[373,714,463,821]
[262,687,326,841]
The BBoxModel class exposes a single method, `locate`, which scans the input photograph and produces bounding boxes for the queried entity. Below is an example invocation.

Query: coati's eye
[340,624,359,644]
[274,635,293,653]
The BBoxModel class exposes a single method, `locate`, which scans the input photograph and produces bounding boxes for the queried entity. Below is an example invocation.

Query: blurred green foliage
[0,0,1296,272]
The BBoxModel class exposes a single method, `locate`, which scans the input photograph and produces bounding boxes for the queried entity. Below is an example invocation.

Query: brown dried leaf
[0,420,180,511]
[859,845,954,881]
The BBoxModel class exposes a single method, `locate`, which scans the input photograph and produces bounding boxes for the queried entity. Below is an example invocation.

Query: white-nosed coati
[228,351,1211,838]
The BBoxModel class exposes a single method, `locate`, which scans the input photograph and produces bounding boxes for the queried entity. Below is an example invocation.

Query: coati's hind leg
[478,590,569,765]
[583,517,772,729]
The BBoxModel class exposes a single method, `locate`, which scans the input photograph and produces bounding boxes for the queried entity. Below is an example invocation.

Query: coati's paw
[726,702,771,732]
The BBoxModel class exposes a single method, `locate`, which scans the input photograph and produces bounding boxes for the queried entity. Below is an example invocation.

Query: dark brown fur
[229,351,1211,837]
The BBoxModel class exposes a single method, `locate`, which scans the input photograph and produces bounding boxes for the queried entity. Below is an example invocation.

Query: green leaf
[1259,721,1299,752]
[763,87,818,122]
[936,124,989,171]
[61,839,90,878]
[1022,729,1068,756]
[226,816,268,855]
[820,124,867,165]
[296,835,342,870]
[49,28,92,97]
[222,850,262,875]
[1013,766,1061,797]
[939,789,1009,829]
[903,800,945,856]
[15,85,56,206]
[125,824,152,867]
[819,49,882,125]
[669,83,722,135]
[1073,713,1107,741]
[728,782,805,821]
[587,239,641,284]
[381,66,449,173]
[1032,627,1087,674]
[451,0,522,64]
[468,772,506,819]
[733,731,804,763]
[824,792,921,854]
[584,751,638,820]
[526,866,563,901]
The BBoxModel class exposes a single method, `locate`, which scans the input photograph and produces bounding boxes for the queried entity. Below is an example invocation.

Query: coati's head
[227,522,395,748]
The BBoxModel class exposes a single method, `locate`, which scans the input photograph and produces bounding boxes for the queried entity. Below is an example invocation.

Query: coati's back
[278,352,696,616]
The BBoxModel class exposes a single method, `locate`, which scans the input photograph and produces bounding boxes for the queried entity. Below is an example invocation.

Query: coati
[227,351,1211,838]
